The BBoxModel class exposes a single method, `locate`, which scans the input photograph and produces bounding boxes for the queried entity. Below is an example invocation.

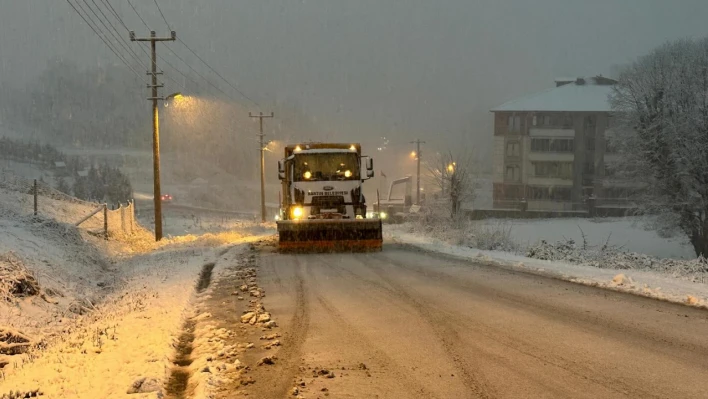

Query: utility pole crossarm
[130,31,177,42]
[250,111,275,223]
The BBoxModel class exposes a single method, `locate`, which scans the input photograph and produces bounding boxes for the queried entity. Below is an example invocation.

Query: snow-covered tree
[425,150,479,218]
[610,37,708,257]
[72,177,88,200]
[55,176,70,194]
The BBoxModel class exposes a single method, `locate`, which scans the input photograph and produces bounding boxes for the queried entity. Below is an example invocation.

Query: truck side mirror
[277,160,285,180]
[367,169,375,178]
[366,158,374,171]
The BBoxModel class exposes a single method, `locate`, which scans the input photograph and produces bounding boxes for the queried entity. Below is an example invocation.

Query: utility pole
[130,30,176,241]
[250,111,274,223]
[410,139,425,205]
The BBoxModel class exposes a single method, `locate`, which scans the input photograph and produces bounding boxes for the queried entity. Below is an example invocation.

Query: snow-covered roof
[54,161,66,168]
[491,76,616,113]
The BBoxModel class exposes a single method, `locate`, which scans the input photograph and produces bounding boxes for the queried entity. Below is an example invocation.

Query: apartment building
[490,76,623,211]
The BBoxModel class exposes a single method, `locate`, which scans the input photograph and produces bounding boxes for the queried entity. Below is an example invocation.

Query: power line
[122,0,217,97]
[126,0,260,108]
[177,37,261,107]
[151,0,260,106]
[153,0,172,30]
[126,0,150,30]
[101,0,128,30]
[86,0,149,70]
[64,0,144,80]
[164,44,237,101]
[100,0,188,93]
[71,0,126,62]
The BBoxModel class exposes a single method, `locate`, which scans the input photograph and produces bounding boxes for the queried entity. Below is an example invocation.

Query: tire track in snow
[304,256,443,399]
[372,251,664,399]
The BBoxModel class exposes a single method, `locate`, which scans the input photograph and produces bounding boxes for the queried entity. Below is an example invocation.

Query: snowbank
[0,245,223,398]
[0,228,269,398]
[0,167,276,397]
[387,228,708,309]
[492,217,694,259]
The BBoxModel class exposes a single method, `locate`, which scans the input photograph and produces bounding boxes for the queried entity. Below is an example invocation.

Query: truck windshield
[293,153,360,182]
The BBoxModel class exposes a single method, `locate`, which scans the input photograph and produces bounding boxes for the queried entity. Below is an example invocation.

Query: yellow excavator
[275,143,383,252]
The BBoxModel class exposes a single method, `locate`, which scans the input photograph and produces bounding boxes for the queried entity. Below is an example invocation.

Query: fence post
[33,179,38,216]
[130,200,134,234]
[120,204,126,234]
[103,204,108,240]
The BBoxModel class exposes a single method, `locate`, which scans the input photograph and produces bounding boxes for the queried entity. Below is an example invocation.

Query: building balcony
[529,128,575,137]
[528,152,574,162]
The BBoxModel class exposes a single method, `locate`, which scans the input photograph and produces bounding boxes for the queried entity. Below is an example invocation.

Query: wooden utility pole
[250,111,274,223]
[410,139,425,205]
[130,30,175,241]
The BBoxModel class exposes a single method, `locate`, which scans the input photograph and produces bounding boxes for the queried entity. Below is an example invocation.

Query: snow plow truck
[276,143,383,252]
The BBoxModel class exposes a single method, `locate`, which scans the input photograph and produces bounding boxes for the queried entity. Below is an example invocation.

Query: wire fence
[0,172,86,205]
[0,172,136,239]
[75,201,136,239]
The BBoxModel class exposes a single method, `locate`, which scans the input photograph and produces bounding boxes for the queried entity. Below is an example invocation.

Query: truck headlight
[291,206,303,219]
[380,211,387,219]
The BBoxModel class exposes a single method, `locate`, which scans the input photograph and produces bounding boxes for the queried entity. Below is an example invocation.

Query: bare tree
[610,37,708,257]
[424,150,479,219]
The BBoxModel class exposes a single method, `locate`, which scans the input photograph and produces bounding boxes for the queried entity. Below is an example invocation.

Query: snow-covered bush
[527,238,708,282]
[407,208,519,252]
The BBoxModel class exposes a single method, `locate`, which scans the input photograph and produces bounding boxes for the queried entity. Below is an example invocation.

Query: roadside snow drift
[387,226,708,309]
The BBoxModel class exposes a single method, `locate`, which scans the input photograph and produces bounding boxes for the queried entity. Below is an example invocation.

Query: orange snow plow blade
[277,219,383,252]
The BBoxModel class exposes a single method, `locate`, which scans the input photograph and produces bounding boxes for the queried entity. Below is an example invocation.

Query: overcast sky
[2,0,708,154]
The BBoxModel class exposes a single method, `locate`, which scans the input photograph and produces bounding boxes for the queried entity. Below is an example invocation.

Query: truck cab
[278,143,374,221]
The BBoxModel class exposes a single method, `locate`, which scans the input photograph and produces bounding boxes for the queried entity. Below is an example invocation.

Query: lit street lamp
[164,92,183,107]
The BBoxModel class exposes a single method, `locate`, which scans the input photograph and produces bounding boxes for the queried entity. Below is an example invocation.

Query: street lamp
[164,92,183,107]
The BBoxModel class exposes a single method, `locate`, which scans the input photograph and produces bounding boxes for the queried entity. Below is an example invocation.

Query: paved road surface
[251,244,708,398]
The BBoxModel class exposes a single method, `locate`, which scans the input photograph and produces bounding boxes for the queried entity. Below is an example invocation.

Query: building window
[584,115,596,129]
[585,136,596,151]
[534,114,572,128]
[534,115,552,127]
[530,138,574,153]
[506,141,520,156]
[583,161,595,174]
[505,165,521,182]
[533,162,573,179]
[507,115,521,132]
[528,186,572,201]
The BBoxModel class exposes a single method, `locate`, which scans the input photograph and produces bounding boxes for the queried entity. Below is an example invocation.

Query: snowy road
[237,244,708,398]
